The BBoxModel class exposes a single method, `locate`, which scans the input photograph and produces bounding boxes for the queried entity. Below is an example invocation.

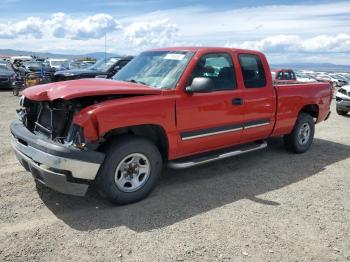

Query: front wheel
[284,113,315,154]
[97,136,162,205]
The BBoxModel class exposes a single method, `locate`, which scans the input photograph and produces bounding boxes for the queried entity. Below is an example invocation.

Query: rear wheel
[336,108,348,116]
[284,113,315,154]
[97,136,162,205]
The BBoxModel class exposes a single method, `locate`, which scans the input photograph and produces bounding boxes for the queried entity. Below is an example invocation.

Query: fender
[72,93,179,158]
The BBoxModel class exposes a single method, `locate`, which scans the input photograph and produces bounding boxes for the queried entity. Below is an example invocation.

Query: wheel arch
[101,124,169,160]
[299,104,319,120]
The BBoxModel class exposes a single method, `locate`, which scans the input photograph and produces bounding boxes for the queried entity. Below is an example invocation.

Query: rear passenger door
[238,54,276,142]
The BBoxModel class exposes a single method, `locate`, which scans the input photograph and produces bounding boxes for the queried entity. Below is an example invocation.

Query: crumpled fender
[72,94,176,143]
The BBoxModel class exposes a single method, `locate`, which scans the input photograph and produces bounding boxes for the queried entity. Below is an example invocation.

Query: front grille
[34,101,72,140]
[0,76,9,82]
[19,98,73,142]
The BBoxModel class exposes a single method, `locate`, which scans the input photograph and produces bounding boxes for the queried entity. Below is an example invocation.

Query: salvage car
[11,47,332,204]
[271,69,297,82]
[23,61,56,79]
[44,59,69,70]
[336,85,350,115]
[0,61,16,89]
[53,56,133,81]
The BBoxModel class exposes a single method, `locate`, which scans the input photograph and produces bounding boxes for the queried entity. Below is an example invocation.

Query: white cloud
[47,13,122,40]
[0,16,43,39]
[228,34,350,53]
[0,13,122,40]
[0,1,349,64]
[124,19,178,49]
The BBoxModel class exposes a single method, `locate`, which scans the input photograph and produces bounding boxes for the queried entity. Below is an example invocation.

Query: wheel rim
[114,153,151,192]
[297,123,311,145]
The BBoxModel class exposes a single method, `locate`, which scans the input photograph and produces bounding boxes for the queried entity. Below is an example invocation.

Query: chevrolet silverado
[11,47,332,204]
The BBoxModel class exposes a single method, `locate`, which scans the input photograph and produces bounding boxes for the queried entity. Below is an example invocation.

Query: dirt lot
[0,90,349,262]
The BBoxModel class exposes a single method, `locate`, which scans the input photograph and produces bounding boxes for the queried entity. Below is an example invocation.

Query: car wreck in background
[0,61,17,89]
[53,56,133,82]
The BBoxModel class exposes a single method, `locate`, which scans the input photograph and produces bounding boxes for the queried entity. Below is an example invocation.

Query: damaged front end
[11,96,110,196]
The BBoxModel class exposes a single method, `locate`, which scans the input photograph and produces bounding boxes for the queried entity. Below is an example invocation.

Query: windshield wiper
[124,79,147,86]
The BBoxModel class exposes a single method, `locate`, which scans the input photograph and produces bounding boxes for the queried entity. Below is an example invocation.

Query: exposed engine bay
[16,95,127,144]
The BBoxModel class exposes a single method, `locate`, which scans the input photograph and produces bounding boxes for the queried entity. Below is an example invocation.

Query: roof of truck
[150,46,263,55]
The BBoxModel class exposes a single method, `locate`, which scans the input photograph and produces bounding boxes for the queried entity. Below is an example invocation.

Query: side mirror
[185,77,214,93]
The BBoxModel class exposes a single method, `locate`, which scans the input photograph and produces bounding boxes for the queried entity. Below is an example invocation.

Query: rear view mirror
[185,77,214,93]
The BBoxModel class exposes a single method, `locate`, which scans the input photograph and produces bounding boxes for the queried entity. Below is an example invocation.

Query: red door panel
[175,90,244,157]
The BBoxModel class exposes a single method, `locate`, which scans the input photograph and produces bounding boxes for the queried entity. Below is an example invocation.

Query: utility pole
[105,31,107,62]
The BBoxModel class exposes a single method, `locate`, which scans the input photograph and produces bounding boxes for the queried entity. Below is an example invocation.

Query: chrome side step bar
[168,140,267,169]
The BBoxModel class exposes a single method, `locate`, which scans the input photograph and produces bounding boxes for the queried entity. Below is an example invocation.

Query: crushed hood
[22,78,162,101]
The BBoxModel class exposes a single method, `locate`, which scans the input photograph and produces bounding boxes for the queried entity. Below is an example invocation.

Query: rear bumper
[10,121,105,196]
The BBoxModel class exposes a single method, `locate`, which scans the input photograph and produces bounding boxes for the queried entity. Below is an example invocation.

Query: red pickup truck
[11,47,332,204]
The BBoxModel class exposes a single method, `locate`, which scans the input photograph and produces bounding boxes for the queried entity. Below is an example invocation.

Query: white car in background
[295,72,316,83]
[44,59,69,70]
[336,85,350,116]
[316,74,341,87]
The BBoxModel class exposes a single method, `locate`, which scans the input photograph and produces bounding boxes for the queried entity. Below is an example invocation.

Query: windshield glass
[89,57,119,72]
[113,51,194,89]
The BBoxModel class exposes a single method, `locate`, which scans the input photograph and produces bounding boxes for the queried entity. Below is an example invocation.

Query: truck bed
[272,82,332,136]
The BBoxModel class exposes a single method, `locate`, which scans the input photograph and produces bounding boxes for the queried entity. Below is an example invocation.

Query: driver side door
[175,52,244,157]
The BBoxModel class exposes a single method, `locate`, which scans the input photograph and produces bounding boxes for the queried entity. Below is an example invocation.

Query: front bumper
[10,121,105,196]
[336,97,350,111]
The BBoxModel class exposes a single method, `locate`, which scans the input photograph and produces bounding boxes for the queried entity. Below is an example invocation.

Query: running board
[168,140,267,169]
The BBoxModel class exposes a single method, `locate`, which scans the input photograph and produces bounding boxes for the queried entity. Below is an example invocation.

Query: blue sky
[0,0,349,64]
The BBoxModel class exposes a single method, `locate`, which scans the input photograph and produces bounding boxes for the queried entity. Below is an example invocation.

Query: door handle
[232,98,243,105]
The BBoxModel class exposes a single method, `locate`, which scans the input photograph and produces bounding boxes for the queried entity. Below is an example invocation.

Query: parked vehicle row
[53,56,133,81]
[271,69,350,89]
[1,55,133,96]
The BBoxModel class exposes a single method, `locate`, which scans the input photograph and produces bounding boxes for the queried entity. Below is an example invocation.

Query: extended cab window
[239,54,266,88]
[188,53,236,91]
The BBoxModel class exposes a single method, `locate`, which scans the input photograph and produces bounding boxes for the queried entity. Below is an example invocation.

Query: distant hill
[0,49,120,60]
[271,63,350,73]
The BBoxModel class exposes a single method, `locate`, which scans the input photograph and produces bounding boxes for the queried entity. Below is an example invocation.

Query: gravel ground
[0,90,349,261]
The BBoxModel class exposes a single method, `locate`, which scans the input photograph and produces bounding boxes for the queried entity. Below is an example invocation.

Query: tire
[336,108,348,116]
[284,113,315,154]
[97,136,162,205]
[12,87,19,96]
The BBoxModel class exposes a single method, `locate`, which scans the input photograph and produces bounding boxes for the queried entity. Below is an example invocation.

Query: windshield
[89,57,119,72]
[113,51,194,89]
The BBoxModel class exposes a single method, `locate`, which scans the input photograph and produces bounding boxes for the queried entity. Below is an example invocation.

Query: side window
[283,71,290,80]
[277,71,283,80]
[239,54,267,88]
[188,53,236,91]
[290,71,296,80]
